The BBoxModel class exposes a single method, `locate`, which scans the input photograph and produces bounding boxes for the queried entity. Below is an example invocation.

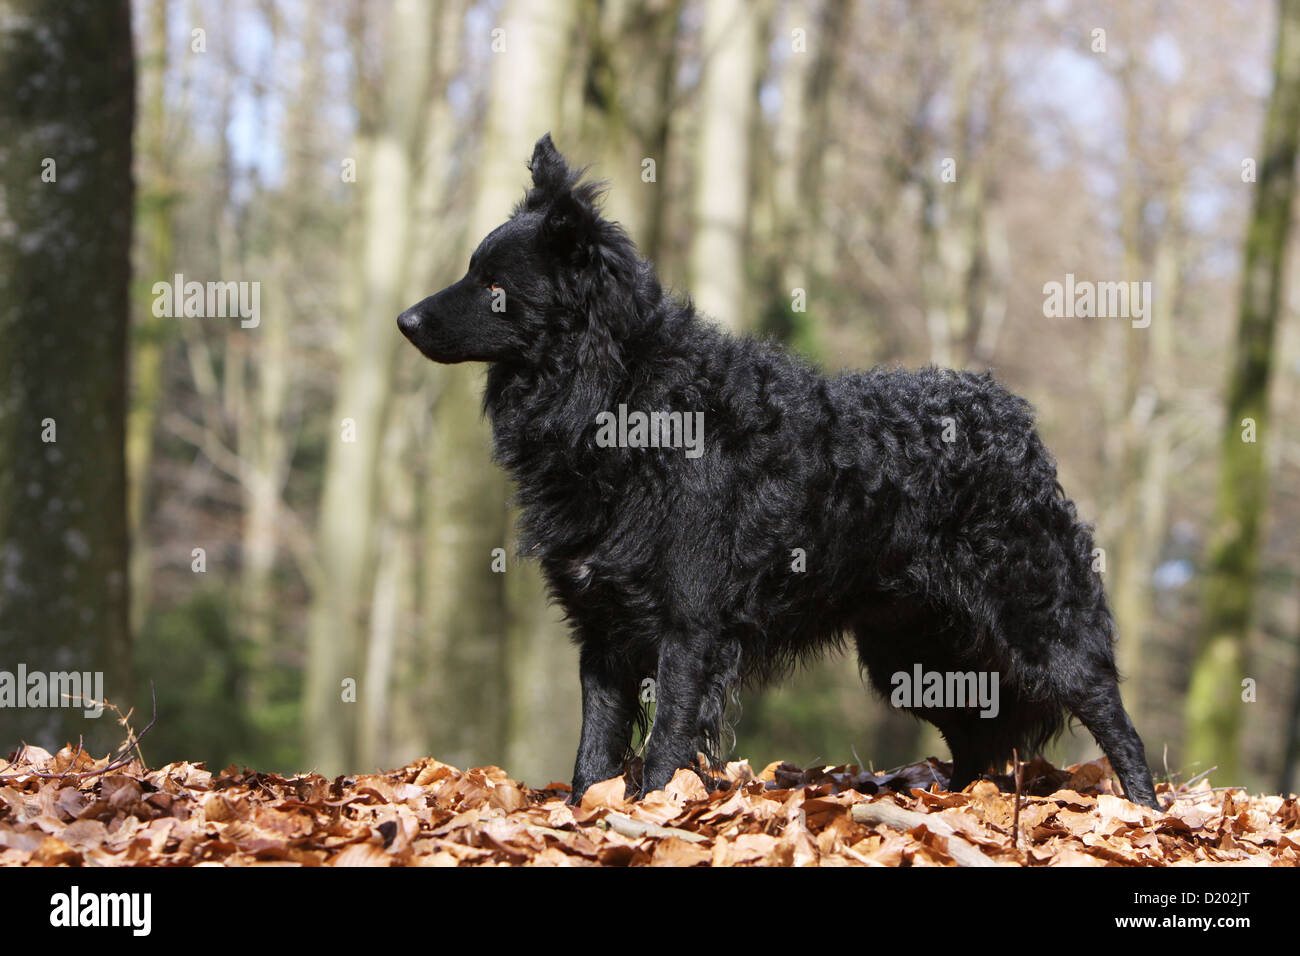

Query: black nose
[397,309,420,338]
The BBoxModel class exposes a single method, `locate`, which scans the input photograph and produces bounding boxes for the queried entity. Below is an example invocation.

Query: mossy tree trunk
[127,0,173,636]
[575,0,681,255]
[1185,0,1300,784]
[0,0,134,753]
[758,0,848,355]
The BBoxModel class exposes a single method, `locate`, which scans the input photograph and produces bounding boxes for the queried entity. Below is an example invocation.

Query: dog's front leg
[569,644,639,805]
[641,639,715,796]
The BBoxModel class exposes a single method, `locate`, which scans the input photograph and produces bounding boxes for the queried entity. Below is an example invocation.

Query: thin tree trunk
[1281,603,1300,792]
[1132,104,1187,719]
[360,408,416,770]
[128,0,172,636]
[238,0,300,708]
[1108,46,1152,716]
[361,0,466,771]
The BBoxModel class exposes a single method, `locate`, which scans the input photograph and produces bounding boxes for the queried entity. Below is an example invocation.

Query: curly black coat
[398,134,1159,809]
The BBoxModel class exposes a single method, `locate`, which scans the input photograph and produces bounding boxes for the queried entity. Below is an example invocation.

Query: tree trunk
[576,0,681,253]
[1281,600,1300,792]
[0,0,134,753]
[1185,0,1300,784]
[422,0,582,784]
[688,0,769,332]
[760,0,847,353]
[1107,46,1152,717]
[358,0,466,773]
[305,0,436,775]
[127,0,172,636]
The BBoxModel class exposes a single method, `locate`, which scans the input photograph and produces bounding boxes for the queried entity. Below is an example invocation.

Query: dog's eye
[485,281,502,292]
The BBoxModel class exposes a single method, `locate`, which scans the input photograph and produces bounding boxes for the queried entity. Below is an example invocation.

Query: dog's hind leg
[1068,678,1159,809]
[939,717,998,794]
[851,597,997,790]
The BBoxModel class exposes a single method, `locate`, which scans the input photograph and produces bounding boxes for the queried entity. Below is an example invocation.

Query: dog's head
[397,133,640,368]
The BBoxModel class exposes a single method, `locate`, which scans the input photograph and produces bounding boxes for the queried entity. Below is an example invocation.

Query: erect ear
[528,132,570,198]
[541,187,600,262]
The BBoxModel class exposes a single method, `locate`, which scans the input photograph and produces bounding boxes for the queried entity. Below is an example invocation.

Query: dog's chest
[542,548,643,624]
[567,556,595,586]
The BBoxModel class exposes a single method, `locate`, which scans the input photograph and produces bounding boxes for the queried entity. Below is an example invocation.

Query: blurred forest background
[2,0,1300,796]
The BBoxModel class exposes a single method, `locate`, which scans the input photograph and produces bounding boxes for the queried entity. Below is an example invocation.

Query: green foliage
[133,588,301,772]
[755,274,822,362]
[734,657,873,770]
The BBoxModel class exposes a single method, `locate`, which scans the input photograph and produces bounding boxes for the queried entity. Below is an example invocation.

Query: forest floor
[2,744,1297,866]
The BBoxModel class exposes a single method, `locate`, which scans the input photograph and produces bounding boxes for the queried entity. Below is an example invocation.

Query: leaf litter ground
[1,745,1296,866]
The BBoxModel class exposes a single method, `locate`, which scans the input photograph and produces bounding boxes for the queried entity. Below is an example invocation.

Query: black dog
[398,134,1159,809]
